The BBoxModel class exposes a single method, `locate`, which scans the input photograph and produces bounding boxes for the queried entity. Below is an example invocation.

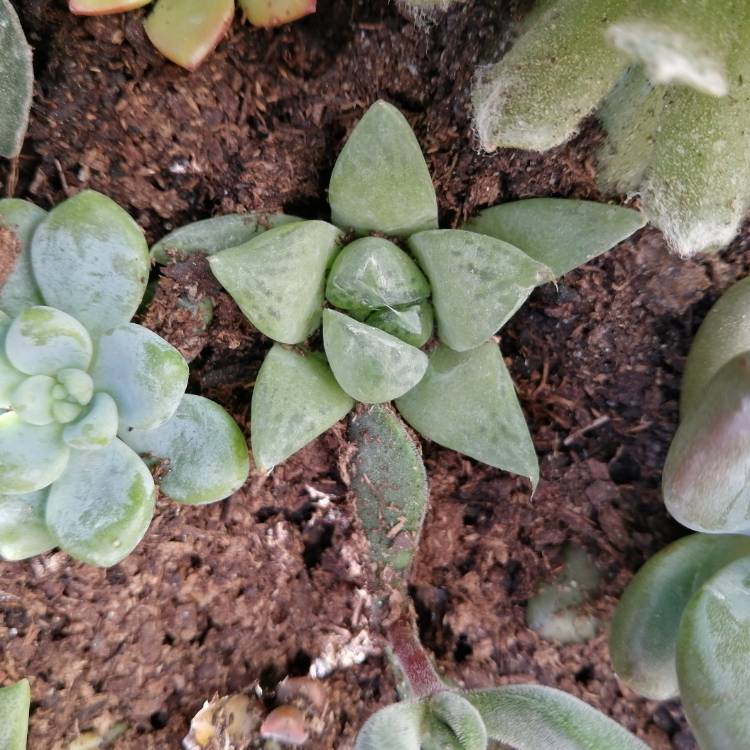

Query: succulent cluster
[473,0,750,257]
[68,0,316,70]
[0,191,249,567]
[0,0,32,159]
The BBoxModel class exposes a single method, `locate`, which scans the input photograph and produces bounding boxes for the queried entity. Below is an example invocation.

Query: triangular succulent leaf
[0,679,30,750]
[0,489,55,560]
[366,301,433,349]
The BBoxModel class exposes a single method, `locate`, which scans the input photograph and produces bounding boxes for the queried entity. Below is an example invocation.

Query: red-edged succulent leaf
[69,0,151,15]
[239,0,316,28]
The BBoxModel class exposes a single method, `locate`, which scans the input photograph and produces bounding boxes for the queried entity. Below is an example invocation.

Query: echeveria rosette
[0,191,249,567]
[203,100,643,486]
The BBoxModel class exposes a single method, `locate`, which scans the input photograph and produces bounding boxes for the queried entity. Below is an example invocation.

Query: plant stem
[387,618,444,699]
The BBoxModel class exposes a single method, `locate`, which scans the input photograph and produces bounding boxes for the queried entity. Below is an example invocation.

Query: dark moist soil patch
[3,0,750,748]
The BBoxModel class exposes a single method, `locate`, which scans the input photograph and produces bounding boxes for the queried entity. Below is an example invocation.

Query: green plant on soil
[611,276,750,748]
[67,0,316,70]
[0,0,33,159]
[0,191,249,567]
[0,679,30,750]
[472,0,750,257]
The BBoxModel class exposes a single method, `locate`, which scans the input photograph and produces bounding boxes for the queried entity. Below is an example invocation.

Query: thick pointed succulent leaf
[0,315,23,408]
[239,0,316,27]
[91,323,188,433]
[468,686,647,749]
[427,692,487,750]
[408,230,551,351]
[463,199,644,278]
[62,392,119,450]
[472,0,630,152]
[0,679,30,750]
[329,101,438,238]
[0,199,46,316]
[366,301,433,348]
[0,489,55,560]
[0,0,33,159]
[355,702,424,750]
[251,344,354,472]
[208,220,342,344]
[326,237,430,312]
[69,0,151,14]
[5,306,93,376]
[150,213,298,264]
[677,556,750,750]
[611,533,750,701]
[30,191,149,337]
[663,353,750,534]
[0,413,69,494]
[144,0,234,71]
[122,394,249,505]
[396,343,538,485]
[680,277,750,418]
[323,310,428,403]
[45,438,155,567]
[349,405,428,572]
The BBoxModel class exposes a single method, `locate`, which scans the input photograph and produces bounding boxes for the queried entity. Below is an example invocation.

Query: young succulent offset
[67,0,316,70]
[0,191,249,567]
[472,0,750,257]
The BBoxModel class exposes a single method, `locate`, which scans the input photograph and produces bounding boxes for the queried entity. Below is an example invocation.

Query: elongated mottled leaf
[239,0,316,27]
[91,323,188,433]
[0,679,30,750]
[45,438,155,567]
[349,405,428,572]
[123,394,249,504]
[408,229,550,351]
[355,702,424,750]
[209,220,342,345]
[396,343,538,485]
[472,0,630,152]
[0,0,33,159]
[427,692,487,750]
[323,310,428,403]
[30,191,149,337]
[468,686,648,749]
[0,489,55,560]
[680,277,750,418]
[62,392,119,450]
[5,306,93,376]
[0,413,69,494]
[464,199,644,278]
[663,353,750,533]
[69,0,151,14]
[251,344,354,472]
[144,0,234,70]
[329,101,438,238]
[366,301,433,348]
[611,533,750,700]
[677,557,750,750]
[326,237,430,312]
[0,199,46,316]
[150,213,298,264]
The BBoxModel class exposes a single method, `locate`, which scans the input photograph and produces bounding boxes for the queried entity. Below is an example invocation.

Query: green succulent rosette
[0,191,249,567]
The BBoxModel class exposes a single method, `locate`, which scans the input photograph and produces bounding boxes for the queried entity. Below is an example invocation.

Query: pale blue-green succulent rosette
[0,191,249,567]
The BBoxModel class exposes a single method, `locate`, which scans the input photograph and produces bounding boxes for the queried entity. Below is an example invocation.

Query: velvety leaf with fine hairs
[0,0,33,159]
[250,344,354,472]
[0,489,55,560]
[209,220,342,345]
[355,702,424,750]
[467,685,649,749]
[329,100,438,238]
[150,213,299,265]
[0,679,30,750]
[677,556,750,750]
[663,352,750,533]
[408,229,551,352]
[396,343,538,486]
[610,533,750,700]
[123,394,249,505]
[463,198,644,278]
[30,191,149,338]
[349,405,428,573]
[427,692,487,750]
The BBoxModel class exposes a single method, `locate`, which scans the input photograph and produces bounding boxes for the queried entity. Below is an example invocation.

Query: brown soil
[2,1,750,748]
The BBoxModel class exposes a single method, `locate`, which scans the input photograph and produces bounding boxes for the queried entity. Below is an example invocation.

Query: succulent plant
[0,679,30,750]
[472,0,750,257]
[0,0,33,159]
[67,0,316,70]
[0,191,249,567]
[188,100,642,491]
